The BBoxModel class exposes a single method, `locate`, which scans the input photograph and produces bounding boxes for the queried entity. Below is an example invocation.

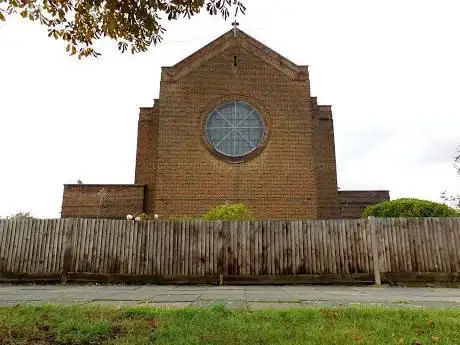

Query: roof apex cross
[232,19,239,38]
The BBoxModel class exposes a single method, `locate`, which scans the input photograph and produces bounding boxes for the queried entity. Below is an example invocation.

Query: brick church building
[61,28,389,219]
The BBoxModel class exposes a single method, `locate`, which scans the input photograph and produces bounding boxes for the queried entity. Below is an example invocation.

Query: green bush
[362,198,459,218]
[202,203,254,221]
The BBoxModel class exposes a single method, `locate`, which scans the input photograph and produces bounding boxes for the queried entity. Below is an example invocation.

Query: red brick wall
[61,185,145,219]
[313,99,340,219]
[135,105,159,214]
[339,191,390,219]
[134,31,340,219]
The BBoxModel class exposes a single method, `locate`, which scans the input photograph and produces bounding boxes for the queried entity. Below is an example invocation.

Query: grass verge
[0,305,459,344]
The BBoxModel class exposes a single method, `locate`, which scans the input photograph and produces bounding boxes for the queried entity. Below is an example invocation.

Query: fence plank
[290,221,296,275]
[285,222,291,275]
[19,220,31,273]
[246,221,251,276]
[394,218,403,272]
[415,218,426,272]
[277,221,283,274]
[425,217,436,271]
[293,221,299,274]
[436,218,449,272]
[105,220,113,273]
[204,219,209,275]
[278,221,284,275]
[97,219,106,273]
[217,221,224,277]
[7,220,18,273]
[406,218,417,272]
[48,220,58,272]
[12,220,24,273]
[244,221,249,276]
[271,221,278,275]
[172,220,178,276]
[136,221,143,275]
[148,220,155,275]
[358,220,366,273]
[255,221,261,275]
[20,220,31,273]
[35,219,45,273]
[447,218,459,273]
[429,218,441,272]
[330,221,338,274]
[22,220,33,274]
[242,221,247,276]
[156,220,163,276]
[179,220,184,276]
[184,221,190,277]
[369,217,381,285]
[388,218,397,272]
[9,220,20,273]
[313,221,320,274]
[451,218,460,273]
[191,220,197,276]
[117,220,124,274]
[307,221,314,274]
[166,220,171,276]
[406,219,415,272]
[61,219,75,283]
[396,218,405,272]
[14,219,27,273]
[47,219,57,273]
[226,221,233,275]
[236,221,242,275]
[94,219,102,273]
[120,220,128,274]
[73,219,83,273]
[310,221,317,274]
[400,218,410,272]
[0,220,8,272]
[55,220,65,273]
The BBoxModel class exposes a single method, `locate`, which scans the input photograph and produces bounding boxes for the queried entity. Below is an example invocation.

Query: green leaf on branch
[0,0,247,57]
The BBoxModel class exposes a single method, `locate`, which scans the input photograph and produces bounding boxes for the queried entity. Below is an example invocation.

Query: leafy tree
[0,0,246,58]
[362,198,459,218]
[6,211,35,219]
[202,202,254,220]
[441,148,460,210]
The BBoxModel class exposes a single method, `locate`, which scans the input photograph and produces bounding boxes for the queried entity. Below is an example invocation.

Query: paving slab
[200,292,246,301]
[0,285,459,308]
[152,294,200,302]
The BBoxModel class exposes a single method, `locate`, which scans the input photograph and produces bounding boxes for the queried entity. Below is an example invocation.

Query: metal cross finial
[232,20,239,37]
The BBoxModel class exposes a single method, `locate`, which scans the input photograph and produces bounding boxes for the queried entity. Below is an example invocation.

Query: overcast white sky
[1,0,459,218]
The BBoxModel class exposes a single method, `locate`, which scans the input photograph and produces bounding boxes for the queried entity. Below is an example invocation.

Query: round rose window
[205,101,265,158]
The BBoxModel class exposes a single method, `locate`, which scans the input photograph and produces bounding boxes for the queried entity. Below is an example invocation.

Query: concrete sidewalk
[0,285,459,309]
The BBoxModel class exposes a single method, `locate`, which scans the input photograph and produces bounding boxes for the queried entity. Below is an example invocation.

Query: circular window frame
[201,98,269,163]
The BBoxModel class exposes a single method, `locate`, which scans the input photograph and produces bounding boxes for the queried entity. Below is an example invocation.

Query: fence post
[61,219,75,284]
[368,216,381,285]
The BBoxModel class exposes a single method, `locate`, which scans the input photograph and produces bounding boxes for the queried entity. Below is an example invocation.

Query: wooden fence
[0,217,459,284]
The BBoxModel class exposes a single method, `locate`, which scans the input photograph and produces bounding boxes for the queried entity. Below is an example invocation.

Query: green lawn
[0,305,459,345]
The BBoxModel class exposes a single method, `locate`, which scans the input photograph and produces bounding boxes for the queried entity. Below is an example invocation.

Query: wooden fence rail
[0,217,459,284]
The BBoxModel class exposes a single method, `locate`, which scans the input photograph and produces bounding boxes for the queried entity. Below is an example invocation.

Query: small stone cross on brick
[232,20,239,37]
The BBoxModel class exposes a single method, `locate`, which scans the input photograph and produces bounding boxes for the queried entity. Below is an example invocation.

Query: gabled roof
[162,28,309,82]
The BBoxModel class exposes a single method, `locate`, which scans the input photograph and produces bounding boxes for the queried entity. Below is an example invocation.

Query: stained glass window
[205,101,265,158]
